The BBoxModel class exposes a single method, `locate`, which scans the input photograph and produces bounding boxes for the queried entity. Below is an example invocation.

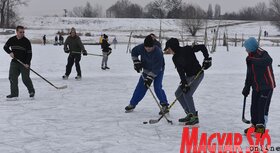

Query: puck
[143,121,148,124]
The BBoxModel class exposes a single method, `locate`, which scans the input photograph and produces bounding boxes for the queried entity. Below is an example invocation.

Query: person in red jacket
[242,37,276,134]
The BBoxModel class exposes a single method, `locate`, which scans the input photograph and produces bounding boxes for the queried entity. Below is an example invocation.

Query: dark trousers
[65,54,81,76]
[9,61,35,96]
[251,89,273,125]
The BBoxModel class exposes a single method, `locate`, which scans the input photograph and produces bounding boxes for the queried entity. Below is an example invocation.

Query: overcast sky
[19,0,268,17]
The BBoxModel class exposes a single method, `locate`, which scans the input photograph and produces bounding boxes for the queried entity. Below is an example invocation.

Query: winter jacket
[64,35,85,54]
[172,45,209,83]
[4,36,32,65]
[101,39,111,52]
[132,44,165,78]
[245,48,276,91]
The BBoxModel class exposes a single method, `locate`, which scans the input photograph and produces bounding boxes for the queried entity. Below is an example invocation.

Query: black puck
[143,121,148,124]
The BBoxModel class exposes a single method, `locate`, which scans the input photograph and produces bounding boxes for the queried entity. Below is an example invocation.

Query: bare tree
[181,4,206,36]
[214,4,221,19]
[165,0,182,18]
[69,6,84,17]
[239,7,256,20]
[83,2,95,17]
[254,2,268,20]
[63,9,67,17]
[107,0,142,18]
[69,2,102,18]
[0,0,8,27]
[270,0,280,30]
[207,4,213,19]
[144,0,166,18]
[0,0,27,28]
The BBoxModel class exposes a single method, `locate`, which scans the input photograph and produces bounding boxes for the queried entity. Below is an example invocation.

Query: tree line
[0,0,26,28]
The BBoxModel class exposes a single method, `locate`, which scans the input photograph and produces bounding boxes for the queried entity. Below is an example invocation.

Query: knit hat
[70,27,76,34]
[244,37,259,52]
[164,38,179,51]
[144,35,154,47]
[103,34,108,39]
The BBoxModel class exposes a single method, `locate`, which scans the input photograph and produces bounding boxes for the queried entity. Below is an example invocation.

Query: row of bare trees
[0,0,26,28]
[68,2,102,18]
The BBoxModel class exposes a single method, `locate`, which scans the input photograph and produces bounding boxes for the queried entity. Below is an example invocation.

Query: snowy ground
[0,44,279,153]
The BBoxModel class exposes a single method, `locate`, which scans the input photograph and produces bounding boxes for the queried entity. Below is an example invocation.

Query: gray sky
[19,0,268,16]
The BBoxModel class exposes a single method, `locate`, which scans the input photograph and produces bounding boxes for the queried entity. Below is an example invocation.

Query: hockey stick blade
[148,118,173,125]
[149,119,159,124]
[56,85,67,89]
[242,118,251,124]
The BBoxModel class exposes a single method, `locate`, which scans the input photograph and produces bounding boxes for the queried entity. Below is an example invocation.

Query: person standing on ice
[43,35,46,45]
[125,35,169,114]
[242,37,275,134]
[164,38,211,125]
[62,27,87,80]
[3,25,35,100]
[101,34,112,70]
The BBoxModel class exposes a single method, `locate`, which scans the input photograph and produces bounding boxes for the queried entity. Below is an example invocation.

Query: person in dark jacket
[54,35,58,45]
[242,37,275,134]
[125,35,169,114]
[101,34,112,70]
[63,27,87,80]
[3,26,35,100]
[43,35,46,45]
[59,34,64,45]
[164,38,212,125]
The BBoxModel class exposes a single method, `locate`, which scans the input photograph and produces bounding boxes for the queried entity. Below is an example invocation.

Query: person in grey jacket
[63,27,87,80]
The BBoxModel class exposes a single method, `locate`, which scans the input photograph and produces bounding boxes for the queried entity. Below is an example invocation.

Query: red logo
[180,127,271,153]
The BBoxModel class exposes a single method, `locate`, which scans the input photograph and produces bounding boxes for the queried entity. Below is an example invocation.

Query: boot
[255,124,265,134]
[179,113,193,123]
[244,124,255,134]
[62,75,68,80]
[125,104,135,113]
[75,75,82,80]
[185,111,199,125]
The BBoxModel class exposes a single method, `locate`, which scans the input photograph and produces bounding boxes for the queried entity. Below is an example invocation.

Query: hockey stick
[71,51,103,57]
[242,96,251,124]
[141,74,173,125]
[147,86,173,125]
[148,68,204,124]
[15,59,67,90]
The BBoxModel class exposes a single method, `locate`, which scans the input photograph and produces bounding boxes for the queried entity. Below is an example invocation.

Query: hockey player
[101,34,112,70]
[3,26,35,100]
[242,37,275,134]
[62,27,87,80]
[164,38,211,125]
[125,35,169,114]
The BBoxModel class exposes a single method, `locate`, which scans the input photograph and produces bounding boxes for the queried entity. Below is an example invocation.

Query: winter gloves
[82,50,88,56]
[242,86,250,97]
[64,49,70,53]
[203,57,212,70]
[133,59,142,73]
[180,81,190,93]
[144,75,154,88]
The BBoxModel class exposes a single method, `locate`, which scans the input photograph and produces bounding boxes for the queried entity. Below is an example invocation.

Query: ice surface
[0,43,279,152]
